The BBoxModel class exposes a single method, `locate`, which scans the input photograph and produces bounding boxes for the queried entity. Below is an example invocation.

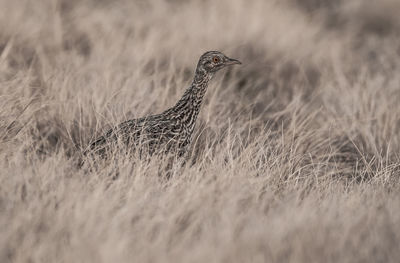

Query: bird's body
[87,51,240,158]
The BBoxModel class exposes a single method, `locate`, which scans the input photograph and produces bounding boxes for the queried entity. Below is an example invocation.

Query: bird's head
[197,51,241,74]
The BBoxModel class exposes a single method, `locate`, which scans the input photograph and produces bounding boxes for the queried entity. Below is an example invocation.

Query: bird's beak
[225,57,242,65]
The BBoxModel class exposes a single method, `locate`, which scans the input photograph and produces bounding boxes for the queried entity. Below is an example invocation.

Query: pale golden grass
[1,0,400,262]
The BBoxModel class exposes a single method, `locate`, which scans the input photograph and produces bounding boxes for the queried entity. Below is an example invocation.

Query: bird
[86,51,241,158]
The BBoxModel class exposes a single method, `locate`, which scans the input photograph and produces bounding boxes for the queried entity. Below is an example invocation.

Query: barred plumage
[87,51,241,157]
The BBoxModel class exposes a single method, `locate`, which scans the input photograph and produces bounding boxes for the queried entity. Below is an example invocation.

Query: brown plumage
[86,51,241,158]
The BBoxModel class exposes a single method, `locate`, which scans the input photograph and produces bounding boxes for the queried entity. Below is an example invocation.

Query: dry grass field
[1,0,400,262]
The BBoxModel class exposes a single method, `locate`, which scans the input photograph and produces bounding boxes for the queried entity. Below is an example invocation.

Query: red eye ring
[212,56,220,63]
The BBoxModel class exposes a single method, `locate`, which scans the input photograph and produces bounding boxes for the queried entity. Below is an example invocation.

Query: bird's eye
[212,56,220,63]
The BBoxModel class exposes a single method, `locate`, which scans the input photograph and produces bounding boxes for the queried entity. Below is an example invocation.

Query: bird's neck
[171,69,213,125]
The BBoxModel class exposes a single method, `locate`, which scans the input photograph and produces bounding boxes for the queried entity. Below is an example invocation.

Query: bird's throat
[172,71,213,128]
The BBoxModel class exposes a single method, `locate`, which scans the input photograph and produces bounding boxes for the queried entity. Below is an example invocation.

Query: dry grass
[1,0,400,262]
